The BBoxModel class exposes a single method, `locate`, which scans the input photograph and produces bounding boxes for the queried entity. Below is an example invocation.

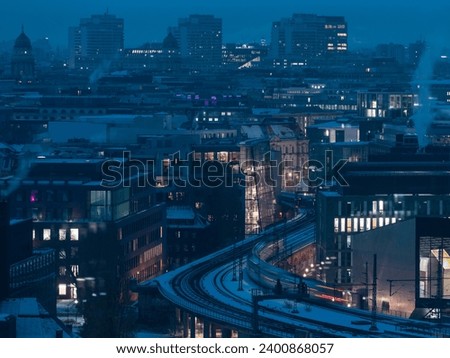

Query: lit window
[30,190,39,203]
[59,229,66,241]
[372,218,377,229]
[43,229,51,241]
[346,218,352,232]
[372,201,378,214]
[71,265,79,277]
[32,229,35,240]
[58,284,67,296]
[379,200,384,213]
[70,228,79,241]
[353,218,358,232]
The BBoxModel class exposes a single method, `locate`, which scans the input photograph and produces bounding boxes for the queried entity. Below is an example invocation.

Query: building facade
[270,14,348,66]
[316,160,450,285]
[69,13,124,69]
[2,157,166,300]
[169,15,222,72]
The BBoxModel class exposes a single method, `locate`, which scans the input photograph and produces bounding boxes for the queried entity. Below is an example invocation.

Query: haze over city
[1,0,450,47]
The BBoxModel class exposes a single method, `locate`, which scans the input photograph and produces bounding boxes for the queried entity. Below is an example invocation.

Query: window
[71,247,78,258]
[59,229,66,241]
[43,229,51,241]
[58,284,67,296]
[46,190,55,202]
[71,265,79,277]
[379,200,384,214]
[218,152,229,162]
[70,228,79,241]
[394,201,403,211]
[346,218,352,232]
[346,202,352,215]
[30,190,39,203]
[372,201,378,214]
[16,191,23,202]
[372,218,378,229]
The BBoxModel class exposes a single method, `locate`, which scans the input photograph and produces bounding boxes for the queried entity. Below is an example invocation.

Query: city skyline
[0,0,449,49]
[3,0,450,341]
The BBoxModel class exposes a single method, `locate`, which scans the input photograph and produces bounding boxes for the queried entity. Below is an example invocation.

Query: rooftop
[0,298,71,338]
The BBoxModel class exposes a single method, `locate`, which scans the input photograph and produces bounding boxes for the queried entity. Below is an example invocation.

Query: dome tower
[11,26,35,80]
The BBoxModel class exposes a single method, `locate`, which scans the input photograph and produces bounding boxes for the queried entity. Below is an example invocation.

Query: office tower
[169,14,222,72]
[270,14,347,66]
[68,12,124,69]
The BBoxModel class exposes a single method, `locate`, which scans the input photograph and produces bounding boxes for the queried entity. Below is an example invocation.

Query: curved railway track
[147,213,450,338]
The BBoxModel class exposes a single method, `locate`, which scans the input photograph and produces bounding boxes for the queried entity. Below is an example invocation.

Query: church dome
[14,29,32,50]
[11,27,35,80]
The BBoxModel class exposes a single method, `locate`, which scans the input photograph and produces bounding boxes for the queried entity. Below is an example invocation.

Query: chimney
[0,200,10,300]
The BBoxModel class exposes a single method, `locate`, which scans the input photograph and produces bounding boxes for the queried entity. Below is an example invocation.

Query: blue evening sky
[0,0,449,49]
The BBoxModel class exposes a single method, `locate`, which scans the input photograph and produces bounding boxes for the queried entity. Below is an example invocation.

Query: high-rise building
[68,12,124,69]
[169,14,222,72]
[270,14,348,66]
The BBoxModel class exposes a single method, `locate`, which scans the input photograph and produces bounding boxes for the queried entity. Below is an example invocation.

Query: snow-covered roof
[270,125,295,139]
[241,125,265,139]
[0,298,71,338]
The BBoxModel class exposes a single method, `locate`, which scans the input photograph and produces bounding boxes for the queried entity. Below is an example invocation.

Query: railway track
[146,213,450,337]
